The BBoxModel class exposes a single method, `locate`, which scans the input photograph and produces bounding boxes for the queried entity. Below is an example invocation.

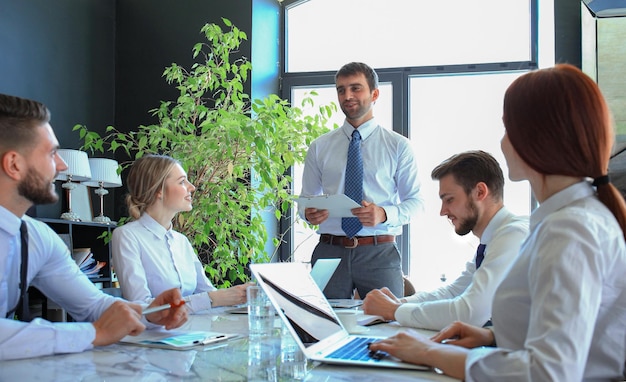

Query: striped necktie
[342,129,363,238]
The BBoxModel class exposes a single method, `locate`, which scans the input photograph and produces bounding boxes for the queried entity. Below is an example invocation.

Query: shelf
[35,217,120,322]
[37,217,116,288]
[37,217,117,228]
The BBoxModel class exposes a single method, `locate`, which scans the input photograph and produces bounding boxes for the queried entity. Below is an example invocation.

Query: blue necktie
[342,130,363,238]
[475,244,486,269]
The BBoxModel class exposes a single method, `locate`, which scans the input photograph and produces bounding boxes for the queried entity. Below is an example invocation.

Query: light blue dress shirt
[466,181,626,381]
[0,206,117,361]
[300,118,424,236]
[396,207,529,330]
[112,213,216,313]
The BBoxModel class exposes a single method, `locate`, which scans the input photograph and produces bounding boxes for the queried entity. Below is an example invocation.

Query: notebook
[328,298,363,309]
[119,328,238,350]
[250,262,430,370]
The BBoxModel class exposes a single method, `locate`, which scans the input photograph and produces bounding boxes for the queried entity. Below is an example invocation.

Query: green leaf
[70,18,334,286]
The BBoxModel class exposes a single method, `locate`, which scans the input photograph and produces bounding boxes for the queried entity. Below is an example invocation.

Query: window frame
[278,0,539,275]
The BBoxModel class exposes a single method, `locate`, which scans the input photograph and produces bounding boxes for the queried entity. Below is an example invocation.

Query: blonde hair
[125,154,179,219]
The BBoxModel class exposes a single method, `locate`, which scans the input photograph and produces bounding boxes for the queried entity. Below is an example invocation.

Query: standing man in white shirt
[300,62,424,299]
[363,150,528,330]
[0,93,187,361]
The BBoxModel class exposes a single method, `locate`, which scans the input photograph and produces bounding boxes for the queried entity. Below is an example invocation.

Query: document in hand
[119,328,238,350]
[295,194,361,217]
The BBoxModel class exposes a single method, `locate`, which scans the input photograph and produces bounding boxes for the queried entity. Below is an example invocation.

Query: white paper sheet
[119,328,237,350]
[294,194,361,217]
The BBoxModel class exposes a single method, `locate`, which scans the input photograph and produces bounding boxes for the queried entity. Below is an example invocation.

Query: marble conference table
[0,309,458,382]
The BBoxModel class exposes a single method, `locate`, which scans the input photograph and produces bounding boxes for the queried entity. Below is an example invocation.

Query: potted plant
[75,18,334,286]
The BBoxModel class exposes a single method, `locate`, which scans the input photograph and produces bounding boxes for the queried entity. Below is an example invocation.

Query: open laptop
[311,258,363,309]
[227,259,343,314]
[250,262,429,370]
[309,258,340,290]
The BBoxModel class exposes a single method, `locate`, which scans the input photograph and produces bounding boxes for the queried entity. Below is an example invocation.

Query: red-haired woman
[369,64,626,381]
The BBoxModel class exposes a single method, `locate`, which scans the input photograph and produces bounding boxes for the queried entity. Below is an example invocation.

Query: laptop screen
[251,262,344,347]
[309,258,340,290]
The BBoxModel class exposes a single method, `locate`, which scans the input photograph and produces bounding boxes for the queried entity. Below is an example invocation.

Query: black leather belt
[319,234,395,249]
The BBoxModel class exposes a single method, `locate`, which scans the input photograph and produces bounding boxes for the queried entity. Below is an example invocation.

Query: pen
[193,334,226,345]
[142,300,186,315]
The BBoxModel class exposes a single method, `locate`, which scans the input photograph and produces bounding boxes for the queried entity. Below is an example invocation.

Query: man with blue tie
[300,62,424,299]
[363,151,529,330]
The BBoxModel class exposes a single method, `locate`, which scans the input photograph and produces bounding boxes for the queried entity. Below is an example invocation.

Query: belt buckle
[345,237,358,248]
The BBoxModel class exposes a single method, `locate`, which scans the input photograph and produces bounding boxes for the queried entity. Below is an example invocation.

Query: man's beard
[455,200,478,236]
[18,167,58,205]
[341,101,368,121]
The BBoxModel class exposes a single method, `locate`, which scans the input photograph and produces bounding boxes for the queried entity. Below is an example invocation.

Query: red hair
[503,64,626,238]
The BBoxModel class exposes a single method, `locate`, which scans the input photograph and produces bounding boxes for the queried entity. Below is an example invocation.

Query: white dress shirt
[395,207,529,330]
[299,119,424,236]
[466,181,626,381]
[0,206,117,361]
[112,213,216,313]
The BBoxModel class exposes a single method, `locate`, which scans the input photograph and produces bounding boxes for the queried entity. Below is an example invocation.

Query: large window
[408,72,533,289]
[282,0,553,291]
[286,0,533,72]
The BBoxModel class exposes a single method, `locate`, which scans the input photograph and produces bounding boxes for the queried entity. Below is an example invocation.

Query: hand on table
[210,282,256,307]
[362,287,401,321]
[430,320,494,348]
[144,287,188,329]
[92,300,145,347]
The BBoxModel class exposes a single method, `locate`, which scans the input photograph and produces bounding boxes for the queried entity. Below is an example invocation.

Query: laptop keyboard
[326,337,388,361]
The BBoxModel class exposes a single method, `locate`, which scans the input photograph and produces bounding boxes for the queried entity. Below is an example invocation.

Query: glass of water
[247,285,275,338]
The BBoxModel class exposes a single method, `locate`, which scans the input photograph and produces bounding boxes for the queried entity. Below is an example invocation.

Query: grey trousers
[311,241,403,299]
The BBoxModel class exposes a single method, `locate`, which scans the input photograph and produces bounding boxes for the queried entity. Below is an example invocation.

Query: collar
[138,212,172,239]
[341,118,378,141]
[0,205,23,237]
[479,206,510,246]
[530,181,594,231]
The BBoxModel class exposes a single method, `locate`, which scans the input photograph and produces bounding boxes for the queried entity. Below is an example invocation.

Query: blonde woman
[112,154,252,313]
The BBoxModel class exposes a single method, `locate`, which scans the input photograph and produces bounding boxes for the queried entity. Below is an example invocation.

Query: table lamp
[55,149,92,221]
[82,158,122,224]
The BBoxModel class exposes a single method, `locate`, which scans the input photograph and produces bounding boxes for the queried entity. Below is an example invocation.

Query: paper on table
[327,298,363,309]
[295,194,361,217]
[357,313,390,326]
[119,328,238,350]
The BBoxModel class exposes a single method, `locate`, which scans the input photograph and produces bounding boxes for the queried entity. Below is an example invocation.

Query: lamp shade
[82,158,122,188]
[54,149,92,182]
[583,0,626,17]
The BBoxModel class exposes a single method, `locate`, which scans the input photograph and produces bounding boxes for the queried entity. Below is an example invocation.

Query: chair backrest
[403,276,416,297]
[352,276,416,299]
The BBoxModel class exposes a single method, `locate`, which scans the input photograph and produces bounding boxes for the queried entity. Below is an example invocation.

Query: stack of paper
[71,247,92,265]
[72,248,106,278]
